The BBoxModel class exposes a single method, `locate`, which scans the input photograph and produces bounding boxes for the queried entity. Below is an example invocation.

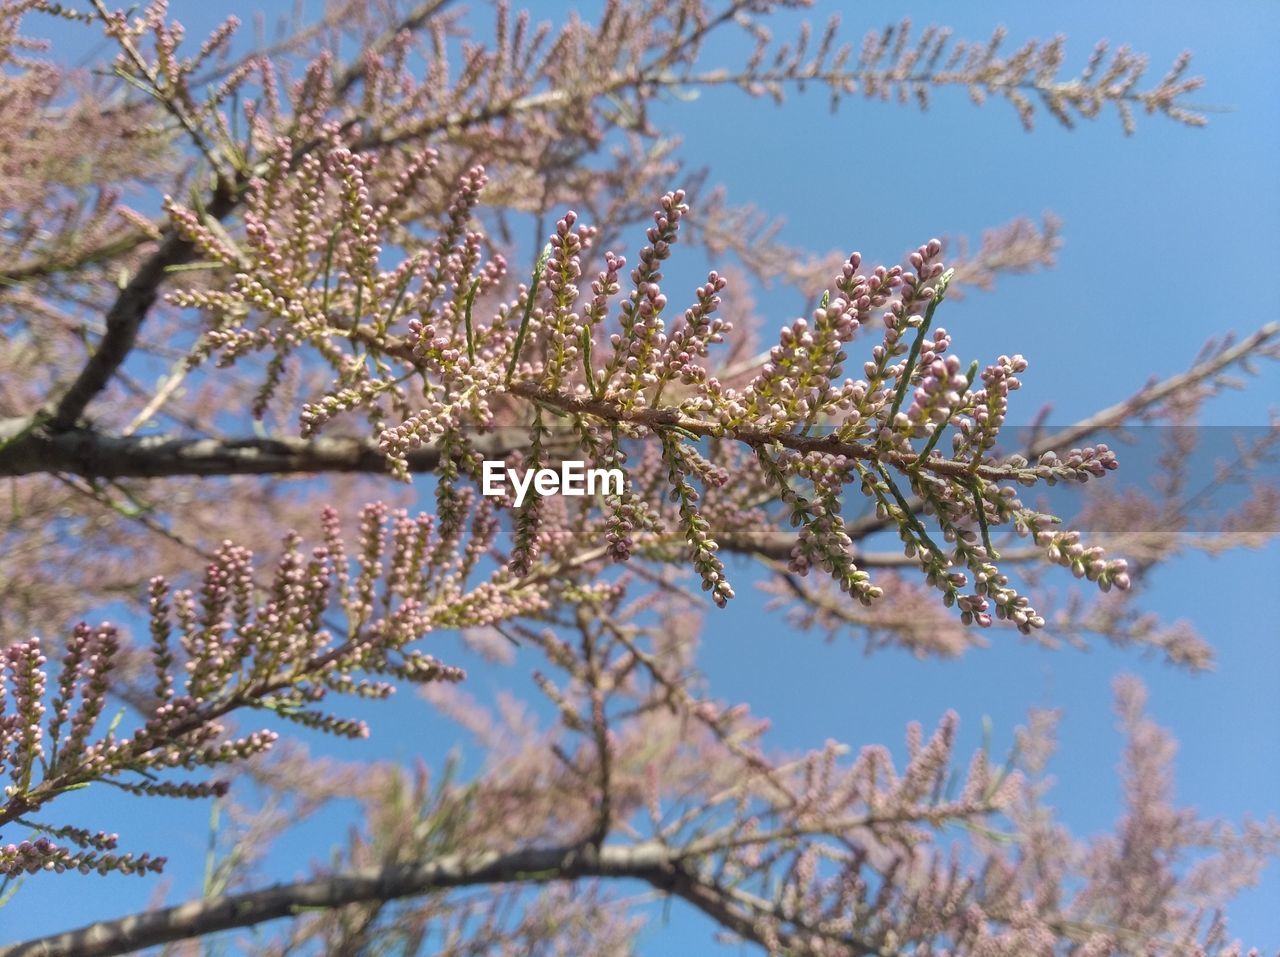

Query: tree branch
[1019,320,1280,461]
[38,183,238,434]
[0,421,1044,571]
[0,424,539,479]
[0,842,874,957]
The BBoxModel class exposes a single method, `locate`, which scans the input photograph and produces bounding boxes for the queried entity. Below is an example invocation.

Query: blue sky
[5,1,1278,951]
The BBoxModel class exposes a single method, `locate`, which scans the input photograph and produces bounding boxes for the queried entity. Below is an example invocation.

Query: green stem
[581,326,599,398]
[463,276,481,363]
[968,480,1001,560]
[873,462,945,562]
[350,285,363,340]
[889,267,954,420]
[504,244,553,386]
[319,228,338,317]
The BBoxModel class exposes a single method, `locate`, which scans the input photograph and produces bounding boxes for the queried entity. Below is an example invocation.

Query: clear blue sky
[6,1,1278,951]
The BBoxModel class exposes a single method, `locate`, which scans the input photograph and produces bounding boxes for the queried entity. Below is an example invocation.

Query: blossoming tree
[0,1,1276,954]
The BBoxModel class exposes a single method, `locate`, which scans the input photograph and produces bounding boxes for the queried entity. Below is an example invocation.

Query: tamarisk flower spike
[168,168,1134,631]
[0,497,570,873]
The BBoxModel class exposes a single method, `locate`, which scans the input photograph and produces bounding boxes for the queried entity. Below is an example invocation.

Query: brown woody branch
[0,419,995,567]
[0,842,871,957]
[1019,320,1280,461]
[38,183,239,435]
[0,228,156,287]
[0,424,533,479]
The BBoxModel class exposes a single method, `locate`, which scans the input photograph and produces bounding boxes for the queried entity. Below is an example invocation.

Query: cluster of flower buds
[0,495,589,876]
[952,353,1028,457]
[540,211,597,391]
[900,352,970,436]
[661,432,734,607]
[1,835,165,878]
[169,169,1136,635]
[658,271,730,389]
[607,191,688,407]
[1037,528,1131,590]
